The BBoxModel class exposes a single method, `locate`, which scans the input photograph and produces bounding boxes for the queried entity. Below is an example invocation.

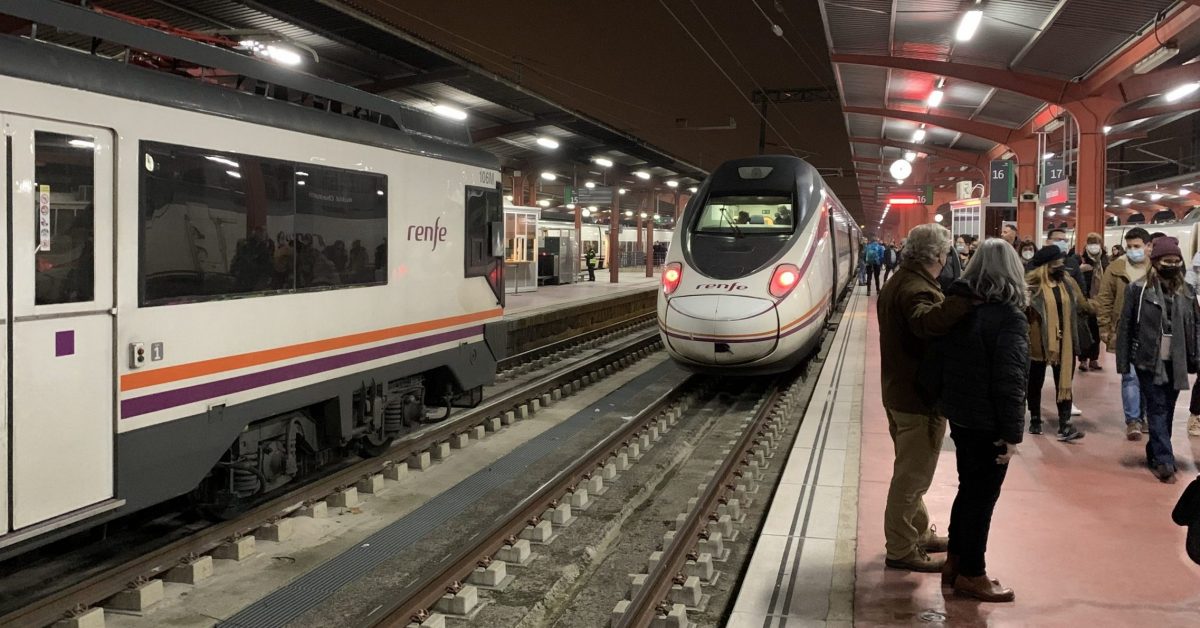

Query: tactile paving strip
[219,360,684,628]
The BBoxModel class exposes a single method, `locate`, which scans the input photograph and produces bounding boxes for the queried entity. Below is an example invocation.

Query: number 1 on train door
[3,115,116,533]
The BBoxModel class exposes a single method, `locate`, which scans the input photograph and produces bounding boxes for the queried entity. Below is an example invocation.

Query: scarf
[1031,266,1075,401]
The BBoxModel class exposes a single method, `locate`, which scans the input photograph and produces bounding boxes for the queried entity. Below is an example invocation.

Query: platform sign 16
[38,184,51,251]
[989,160,1014,204]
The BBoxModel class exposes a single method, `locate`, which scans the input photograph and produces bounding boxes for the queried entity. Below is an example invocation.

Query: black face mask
[1048,267,1065,280]
[1158,265,1182,279]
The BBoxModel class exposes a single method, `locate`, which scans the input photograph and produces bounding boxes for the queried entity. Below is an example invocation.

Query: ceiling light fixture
[585,181,596,189]
[1120,197,1133,206]
[955,7,984,42]
[537,199,551,207]
[904,151,917,162]
[581,208,591,217]
[1043,152,1055,160]
[1150,192,1164,201]
[593,157,613,168]
[689,186,698,193]
[666,180,679,188]
[1103,125,1113,134]
[432,104,467,120]
[1134,43,1179,75]
[912,128,927,143]
[625,210,634,217]
[634,171,651,180]
[1182,189,1192,197]
[540,171,556,181]
[536,137,560,149]
[1165,82,1200,103]
[566,203,577,209]
[619,188,628,195]
[927,89,944,108]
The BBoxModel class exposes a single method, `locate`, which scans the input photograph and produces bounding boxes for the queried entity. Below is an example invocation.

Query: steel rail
[497,312,654,371]
[617,381,787,627]
[366,376,697,628]
[4,330,662,628]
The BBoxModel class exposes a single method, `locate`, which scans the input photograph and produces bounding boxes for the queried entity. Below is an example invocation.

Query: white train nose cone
[662,295,779,365]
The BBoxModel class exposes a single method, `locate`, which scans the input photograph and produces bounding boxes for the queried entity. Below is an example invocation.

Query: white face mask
[1086,244,1102,255]
[1022,250,1035,260]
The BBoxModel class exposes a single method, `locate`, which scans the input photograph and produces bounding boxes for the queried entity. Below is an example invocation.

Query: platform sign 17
[1041,158,1068,205]
[989,160,1014,204]
[38,184,51,251]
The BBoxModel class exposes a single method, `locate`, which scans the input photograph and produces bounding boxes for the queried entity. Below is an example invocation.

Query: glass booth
[503,205,539,294]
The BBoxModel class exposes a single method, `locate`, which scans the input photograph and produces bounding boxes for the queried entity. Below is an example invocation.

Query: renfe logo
[696,282,749,292]
[407,217,448,251]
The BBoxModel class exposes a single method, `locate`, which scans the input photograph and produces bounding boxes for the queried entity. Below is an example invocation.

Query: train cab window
[294,166,387,290]
[33,132,96,305]
[693,195,797,234]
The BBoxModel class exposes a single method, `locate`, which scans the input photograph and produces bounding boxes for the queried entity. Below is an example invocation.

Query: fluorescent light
[689,186,698,193]
[1048,210,1057,217]
[912,128,927,143]
[537,199,551,207]
[1103,125,1113,134]
[540,171,556,181]
[433,104,467,120]
[625,210,634,217]
[619,188,627,195]
[1062,207,1071,214]
[297,180,306,186]
[1150,192,1164,201]
[1165,82,1200,102]
[904,151,917,162]
[955,9,983,42]
[206,155,239,168]
[653,214,661,220]
[640,212,648,218]
[588,205,598,212]
[536,136,559,149]
[927,89,944,108]
[666,180,679,188]
[265,45,301,66]
[226,170,241,179]
[582,208,592,217]
[593,157,613,168]
[585,181,596,189]
[1120,197,1133,205]
[296,171,308,177]
[634,171,651,180]
[1134,44,1179,75]
[1043,152,1055,160]
[566,203,577,209]
[1182,189,1192,197]
[68,139,95,149]
[376,190,385,196]
[504,194,514,202]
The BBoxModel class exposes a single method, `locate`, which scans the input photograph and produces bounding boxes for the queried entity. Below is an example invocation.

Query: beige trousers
[883,408,946,560]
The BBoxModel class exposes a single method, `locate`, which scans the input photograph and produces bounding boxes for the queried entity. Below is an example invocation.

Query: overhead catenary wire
[656,0,807,158]
[750,0,837,96]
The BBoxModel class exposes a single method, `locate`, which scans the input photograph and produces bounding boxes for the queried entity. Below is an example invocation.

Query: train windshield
[694,195,796,235]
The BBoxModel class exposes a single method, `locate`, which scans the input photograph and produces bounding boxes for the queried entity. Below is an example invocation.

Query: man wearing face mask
[1046,228,1083,286]
[1025,246,1093,440]
[1018,240,1037,269]
[1096,227,1152,439]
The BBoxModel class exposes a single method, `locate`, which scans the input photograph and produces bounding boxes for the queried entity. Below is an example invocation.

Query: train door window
[464,185,501,277]
[33,132,95,305]
[294,165,387,290]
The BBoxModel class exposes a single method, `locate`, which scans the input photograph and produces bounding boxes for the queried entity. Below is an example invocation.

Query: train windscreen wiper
[720,207,743,238]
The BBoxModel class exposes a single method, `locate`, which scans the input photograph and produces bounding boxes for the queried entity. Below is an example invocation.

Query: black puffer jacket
[923,281,1030,444]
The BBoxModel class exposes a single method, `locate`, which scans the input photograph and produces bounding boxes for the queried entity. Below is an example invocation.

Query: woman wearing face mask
[1018,240,1037,270]
[956,235,972,267]
[1078,233,1109,372]
[1025,246,1093,440]
[1115,237,1199,483]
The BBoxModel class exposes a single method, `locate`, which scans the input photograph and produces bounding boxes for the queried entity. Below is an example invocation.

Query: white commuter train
[658,156,861,374]
[0,30,506,555]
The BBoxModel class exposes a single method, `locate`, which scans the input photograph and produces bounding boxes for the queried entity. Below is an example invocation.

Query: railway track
[4,328,664,628]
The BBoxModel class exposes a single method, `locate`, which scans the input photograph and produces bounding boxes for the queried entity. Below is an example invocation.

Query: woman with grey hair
[922,239,1029,602]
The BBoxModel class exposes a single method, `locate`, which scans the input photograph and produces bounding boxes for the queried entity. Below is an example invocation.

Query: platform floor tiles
[502,270,657,319]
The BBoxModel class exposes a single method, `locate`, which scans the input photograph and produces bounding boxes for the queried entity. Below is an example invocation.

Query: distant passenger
[923,239,1028,602]
[1111,244,1125,260]
[876,223,971,573]
[864,237,885,295]
[585,248,597,282]
[1095,227,1151,439]
[1024,245,1091,440]
[1018,240,1037,270]
[1077,232,1109,373]
[774,206,792,226]
[882,241,899,283]
[736,211,751,224]
[1000,222,1019,250]
[1116,237,1197,484]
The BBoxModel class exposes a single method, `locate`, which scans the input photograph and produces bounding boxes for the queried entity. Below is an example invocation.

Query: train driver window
[694,195,796,234]
[34,132,96,305]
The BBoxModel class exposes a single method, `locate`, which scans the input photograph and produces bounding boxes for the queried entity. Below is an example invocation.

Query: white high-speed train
[0,18,505,556]
[658,156,861,374]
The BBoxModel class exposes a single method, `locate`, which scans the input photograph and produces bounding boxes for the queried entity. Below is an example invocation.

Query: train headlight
[769,264,801,298]
[663,262,683,295]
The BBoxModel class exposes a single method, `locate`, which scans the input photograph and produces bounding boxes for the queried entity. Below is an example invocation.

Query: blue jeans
[1137,368,1178,471]
[1121,371,1145,424]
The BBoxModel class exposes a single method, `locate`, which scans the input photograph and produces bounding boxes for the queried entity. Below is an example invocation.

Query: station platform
[731,287,1200,627]
[502,271,658,320]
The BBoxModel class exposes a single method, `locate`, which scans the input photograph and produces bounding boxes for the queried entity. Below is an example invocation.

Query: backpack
[865,244,883,265]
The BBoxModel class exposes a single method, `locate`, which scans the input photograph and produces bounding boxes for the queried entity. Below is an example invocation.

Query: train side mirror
[489,221,504,258]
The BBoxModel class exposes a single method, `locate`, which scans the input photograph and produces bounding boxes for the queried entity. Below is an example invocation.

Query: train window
[295,166,387,290]
[693,195,796,234]
[139,141,388,306]
[33,132,96,305]
[465,186,502,277]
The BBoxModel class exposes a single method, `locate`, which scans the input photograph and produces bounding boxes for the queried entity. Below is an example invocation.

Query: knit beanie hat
[1029,246,1064,268]
[1151,236,1182,261]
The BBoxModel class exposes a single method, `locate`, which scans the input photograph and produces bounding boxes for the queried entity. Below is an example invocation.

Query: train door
[2,116,115,535]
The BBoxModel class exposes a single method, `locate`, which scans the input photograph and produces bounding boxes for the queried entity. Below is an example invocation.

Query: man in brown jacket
[877,223,972,572]
[1094,227,1151,439]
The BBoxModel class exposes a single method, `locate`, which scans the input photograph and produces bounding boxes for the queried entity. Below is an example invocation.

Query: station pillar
[610,186,620,283]
[645,218,653,278]
[1065,97,1121,244]
[1011,139,1039,242]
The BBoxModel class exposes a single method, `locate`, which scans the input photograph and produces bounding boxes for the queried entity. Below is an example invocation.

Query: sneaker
[1189,415,1200,437]
[1071,404,1082,416]
[1089,359,1103,371]
[885,548,946,573]
[1153,464,1178,484]
[1029,419,1043,435]
[1058,422,1084,442]
[1127,422,1143,441]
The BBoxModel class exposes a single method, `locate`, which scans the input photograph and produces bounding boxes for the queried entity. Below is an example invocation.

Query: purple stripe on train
[121,325,483,419]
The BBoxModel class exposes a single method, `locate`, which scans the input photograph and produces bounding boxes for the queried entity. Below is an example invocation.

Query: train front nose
[662,295,778,365]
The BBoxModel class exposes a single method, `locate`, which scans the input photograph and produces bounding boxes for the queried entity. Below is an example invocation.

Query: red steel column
[1011,139,1039,241]
[645,216,653,278]
[610,185,620,283]
[574,205,582,279]
[1066,97,1121,247]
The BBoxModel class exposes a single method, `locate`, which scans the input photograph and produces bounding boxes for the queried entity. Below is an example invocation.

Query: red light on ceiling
[887,196,921,205]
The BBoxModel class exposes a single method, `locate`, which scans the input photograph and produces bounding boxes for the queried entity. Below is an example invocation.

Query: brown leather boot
[920,525,949,553]
[884,548,945,573]
[941,554,959,587]
[953,574,1015,602]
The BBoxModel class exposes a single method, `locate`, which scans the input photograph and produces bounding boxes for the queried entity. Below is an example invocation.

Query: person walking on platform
[865,237,885,295]
[924,239,1027,602]
[1116,237,1199,484]
[883,241,899,283]
[877,223,972,572]
[1096,227,1152,439]
[1025,246,1091,440]
[1078,232,1109,372]
[584,248,597,282]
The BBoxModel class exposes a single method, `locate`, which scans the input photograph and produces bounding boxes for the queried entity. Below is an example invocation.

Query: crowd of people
[874,220,1200,603]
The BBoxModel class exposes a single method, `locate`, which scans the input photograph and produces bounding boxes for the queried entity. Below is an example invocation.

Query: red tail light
[769,264,801,298]
[662,262,683,295]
